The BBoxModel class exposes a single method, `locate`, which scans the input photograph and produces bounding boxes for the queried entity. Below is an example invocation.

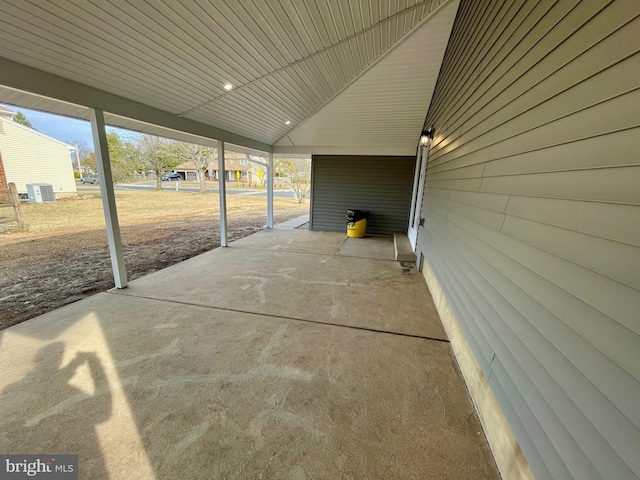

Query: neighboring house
[172,161,206,182]
[0,106,76,198]
[73,163,92,176]
[174,152,258,184]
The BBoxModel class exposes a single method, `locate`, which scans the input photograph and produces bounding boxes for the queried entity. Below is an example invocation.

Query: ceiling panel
[0,0,216,109]
[0,0,458,152]
[275,0,459,150]
[0,85,268,157]
[0,38,195,113]
[182,2,451,144]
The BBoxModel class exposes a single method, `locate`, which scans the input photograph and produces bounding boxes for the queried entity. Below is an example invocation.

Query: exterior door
[407,147,428,249]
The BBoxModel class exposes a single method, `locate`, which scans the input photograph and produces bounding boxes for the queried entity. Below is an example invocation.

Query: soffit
[275,0,458,151]
[0,0,457,150]
[0,85,265,156]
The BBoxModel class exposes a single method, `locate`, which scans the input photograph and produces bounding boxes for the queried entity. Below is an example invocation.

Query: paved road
[78,181,304,199]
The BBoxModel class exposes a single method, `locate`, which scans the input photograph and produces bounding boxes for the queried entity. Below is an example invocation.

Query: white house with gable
[0,105,76,198]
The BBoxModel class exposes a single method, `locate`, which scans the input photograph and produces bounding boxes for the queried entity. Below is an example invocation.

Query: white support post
[267,152,274,228]
[218,141,228,247]
[89,109,128,288]
[408,148,422,226]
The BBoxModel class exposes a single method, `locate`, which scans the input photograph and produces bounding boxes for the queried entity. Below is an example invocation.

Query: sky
[1,103,135,149]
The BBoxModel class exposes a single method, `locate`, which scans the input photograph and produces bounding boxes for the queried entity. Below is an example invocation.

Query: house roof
[0,0,459,156]
[175,152,258,171]
[0,104,14,120]
[0,115,75,149]
[174,161,214,171]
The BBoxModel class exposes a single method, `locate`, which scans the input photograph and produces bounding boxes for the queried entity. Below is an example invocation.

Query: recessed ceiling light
[285,120,291,125]
[224,83,233,91]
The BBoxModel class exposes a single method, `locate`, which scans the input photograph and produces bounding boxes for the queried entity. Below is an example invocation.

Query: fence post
[8,183,25,231]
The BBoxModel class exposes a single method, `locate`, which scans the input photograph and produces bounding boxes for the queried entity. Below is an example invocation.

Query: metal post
[89,108,128,288]
[218,141,228,247]
[267,152,274,228]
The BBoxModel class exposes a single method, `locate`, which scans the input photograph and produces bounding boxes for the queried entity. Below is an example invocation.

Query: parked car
[80,176,99,184]
[162,172,180,181]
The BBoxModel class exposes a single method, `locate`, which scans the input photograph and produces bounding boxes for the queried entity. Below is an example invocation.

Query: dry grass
[0,188,309,327]
[0,189,308,244]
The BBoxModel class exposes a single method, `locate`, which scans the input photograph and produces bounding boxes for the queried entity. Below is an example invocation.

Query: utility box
[26,183,56,203]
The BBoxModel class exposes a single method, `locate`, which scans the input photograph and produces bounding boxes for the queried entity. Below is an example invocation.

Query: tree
[247,156,268,189]
[12,111,35,129]
[72,131,143,182]
[256,167,266,189]
[177,142,216,193]
[65,139,93,176]
[275,157,311,203]
[106,131,140,183]
[137,134,178,190]
[80,136,128,180]
[83,152,97,172]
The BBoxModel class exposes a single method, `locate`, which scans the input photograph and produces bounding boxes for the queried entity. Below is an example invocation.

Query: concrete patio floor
[0,229,499,480]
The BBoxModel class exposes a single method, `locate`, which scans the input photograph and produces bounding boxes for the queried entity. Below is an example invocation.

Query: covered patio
[0,229,498,479]
[1,1,638,479]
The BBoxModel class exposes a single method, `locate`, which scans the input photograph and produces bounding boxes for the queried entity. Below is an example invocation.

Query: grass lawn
[0,189,309,328]
[2,189,307,240]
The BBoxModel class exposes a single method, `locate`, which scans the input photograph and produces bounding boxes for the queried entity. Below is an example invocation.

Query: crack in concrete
[235,272,365,288]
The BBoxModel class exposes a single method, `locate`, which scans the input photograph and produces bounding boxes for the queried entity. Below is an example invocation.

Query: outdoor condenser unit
[26,183,56,203]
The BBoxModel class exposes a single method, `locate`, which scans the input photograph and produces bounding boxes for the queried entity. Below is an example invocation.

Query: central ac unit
[26,184,56,203]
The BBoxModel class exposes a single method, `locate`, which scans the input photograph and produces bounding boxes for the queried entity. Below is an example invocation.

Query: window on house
[240,159,248,165]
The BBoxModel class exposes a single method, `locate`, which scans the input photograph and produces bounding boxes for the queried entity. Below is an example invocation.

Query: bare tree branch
[138,134,177,190]
[275,158,311,203]
[177,143,216,193]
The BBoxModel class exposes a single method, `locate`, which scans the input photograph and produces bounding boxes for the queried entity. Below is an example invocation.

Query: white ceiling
[276,0,457,152]
[0,0,459,154]
[0,84,265,156]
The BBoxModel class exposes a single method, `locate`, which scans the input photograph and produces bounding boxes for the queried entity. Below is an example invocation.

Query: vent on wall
[26,183,55,203]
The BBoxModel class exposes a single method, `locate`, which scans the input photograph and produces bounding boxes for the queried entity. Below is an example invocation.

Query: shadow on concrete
[0,230,500,480]
[1,341,111,478]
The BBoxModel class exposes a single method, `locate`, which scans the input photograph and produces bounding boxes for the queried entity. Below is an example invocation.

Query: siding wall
[0,119,76,196]
[311,155,414,235]
[415,1,640,479]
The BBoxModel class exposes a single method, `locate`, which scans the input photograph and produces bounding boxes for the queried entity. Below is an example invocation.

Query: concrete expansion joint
[105,290,451,343]
[228,246,340,257]
[228,244,403,263]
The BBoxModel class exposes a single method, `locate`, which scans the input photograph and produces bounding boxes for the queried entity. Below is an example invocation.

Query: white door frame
[407,146,428,250]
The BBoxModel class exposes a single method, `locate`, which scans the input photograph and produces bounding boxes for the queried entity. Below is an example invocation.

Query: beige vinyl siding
[416,1,640,479]
[0,119,76,196]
